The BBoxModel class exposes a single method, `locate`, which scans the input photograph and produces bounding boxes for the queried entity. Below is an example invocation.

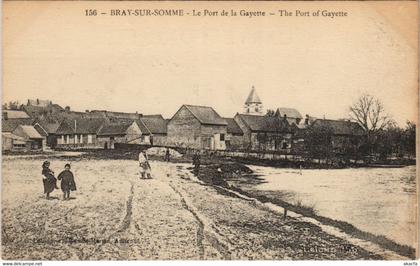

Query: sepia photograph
[1,0,418,264]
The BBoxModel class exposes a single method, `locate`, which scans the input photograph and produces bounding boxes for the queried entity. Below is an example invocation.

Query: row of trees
[303,120,416,163]
[348,94,415,160]
[266,94,416,162]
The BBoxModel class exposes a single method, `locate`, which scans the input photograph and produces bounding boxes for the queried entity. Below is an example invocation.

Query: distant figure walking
[139,151,152,179]
[192,151,201,175]
[42,161,58,199]
[164,148,171,162]
[57,164,77,201]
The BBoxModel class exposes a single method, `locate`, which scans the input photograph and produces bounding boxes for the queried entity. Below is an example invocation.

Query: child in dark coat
[42,161,58,199]
[57,164,77,200]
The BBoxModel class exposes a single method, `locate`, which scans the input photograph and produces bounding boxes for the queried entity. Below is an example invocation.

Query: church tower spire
[244,86,263,115]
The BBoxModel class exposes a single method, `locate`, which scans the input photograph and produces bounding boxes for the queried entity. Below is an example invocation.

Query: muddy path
[2,158,389,260]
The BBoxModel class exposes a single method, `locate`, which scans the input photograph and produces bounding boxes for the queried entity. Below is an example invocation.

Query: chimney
[283,114,287,121]
[74,120,77,131]
[305,114,309,125]
[37,99,40,105]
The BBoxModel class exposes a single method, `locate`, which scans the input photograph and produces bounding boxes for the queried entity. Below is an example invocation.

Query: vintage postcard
[1,0,418,263]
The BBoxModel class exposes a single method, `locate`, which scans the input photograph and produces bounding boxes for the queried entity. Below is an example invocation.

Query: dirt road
[2,157,381,260]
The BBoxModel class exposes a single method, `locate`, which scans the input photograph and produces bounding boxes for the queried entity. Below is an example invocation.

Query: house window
[66,135,70,144]
[282,142,288,149]
[80,134,83,144]
[220,134,225,141]
[87,134,93,144]
[74,134,78,144]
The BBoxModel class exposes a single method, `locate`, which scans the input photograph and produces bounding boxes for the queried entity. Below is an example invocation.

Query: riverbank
[3,149,415,169]
[194,163,417,259]
[2,156,390,260]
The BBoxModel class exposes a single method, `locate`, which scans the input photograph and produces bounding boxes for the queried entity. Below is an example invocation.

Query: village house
[33,121,61,148]
[275,107,303,125]
[2,110,36,149]
[55,118,151,149]
[140,115,168,146]
[167,105,227,150]
[97,121,149,149]
[2,115,34,133]
[234,113,292,151]
[2,132,27,151]
[223,118,244,150]
[55,118,107,149]
[11,125,46,151]
[309,119,365,153]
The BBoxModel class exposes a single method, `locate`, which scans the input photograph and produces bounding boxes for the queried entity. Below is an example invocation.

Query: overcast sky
[3,1,418,125]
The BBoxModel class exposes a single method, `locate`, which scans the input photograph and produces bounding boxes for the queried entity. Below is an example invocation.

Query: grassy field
[2,155,387,260]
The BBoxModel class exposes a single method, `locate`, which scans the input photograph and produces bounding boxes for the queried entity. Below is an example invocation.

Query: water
[247,165,417,248]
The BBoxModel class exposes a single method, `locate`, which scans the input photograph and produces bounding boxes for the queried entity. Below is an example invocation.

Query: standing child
[138,151,152,179]
[164,148,171,162]
[41,161,58,199]
[192,151,201,175]
[57,164,77,200]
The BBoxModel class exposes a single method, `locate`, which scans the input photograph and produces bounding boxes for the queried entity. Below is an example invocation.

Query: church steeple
[244,86,263,115]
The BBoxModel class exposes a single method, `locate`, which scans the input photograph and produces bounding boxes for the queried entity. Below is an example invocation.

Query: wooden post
[283,208,287,219]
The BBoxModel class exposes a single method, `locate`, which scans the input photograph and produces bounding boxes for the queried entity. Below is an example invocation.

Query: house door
[104,142,108,149]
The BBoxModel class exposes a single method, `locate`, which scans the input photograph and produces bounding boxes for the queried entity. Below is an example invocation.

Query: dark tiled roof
[56,118,106,134]
[140,115,167,134]
[311,119,365,136]
[223,118,243,135]
[98,122,134,136]
[38,122,60,134]
[183,105,227,126]
[1,118,34,132]
[134,119,151,135]
[276,107,303,119]
[236,114,290,133]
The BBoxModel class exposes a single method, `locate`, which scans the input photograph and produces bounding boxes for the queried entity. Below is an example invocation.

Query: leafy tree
[402,121,416,158]
[303,124,334,164]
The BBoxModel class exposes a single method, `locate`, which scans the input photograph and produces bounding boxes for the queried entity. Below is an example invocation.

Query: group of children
[41,149,200,198]
[42,161,77,200]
